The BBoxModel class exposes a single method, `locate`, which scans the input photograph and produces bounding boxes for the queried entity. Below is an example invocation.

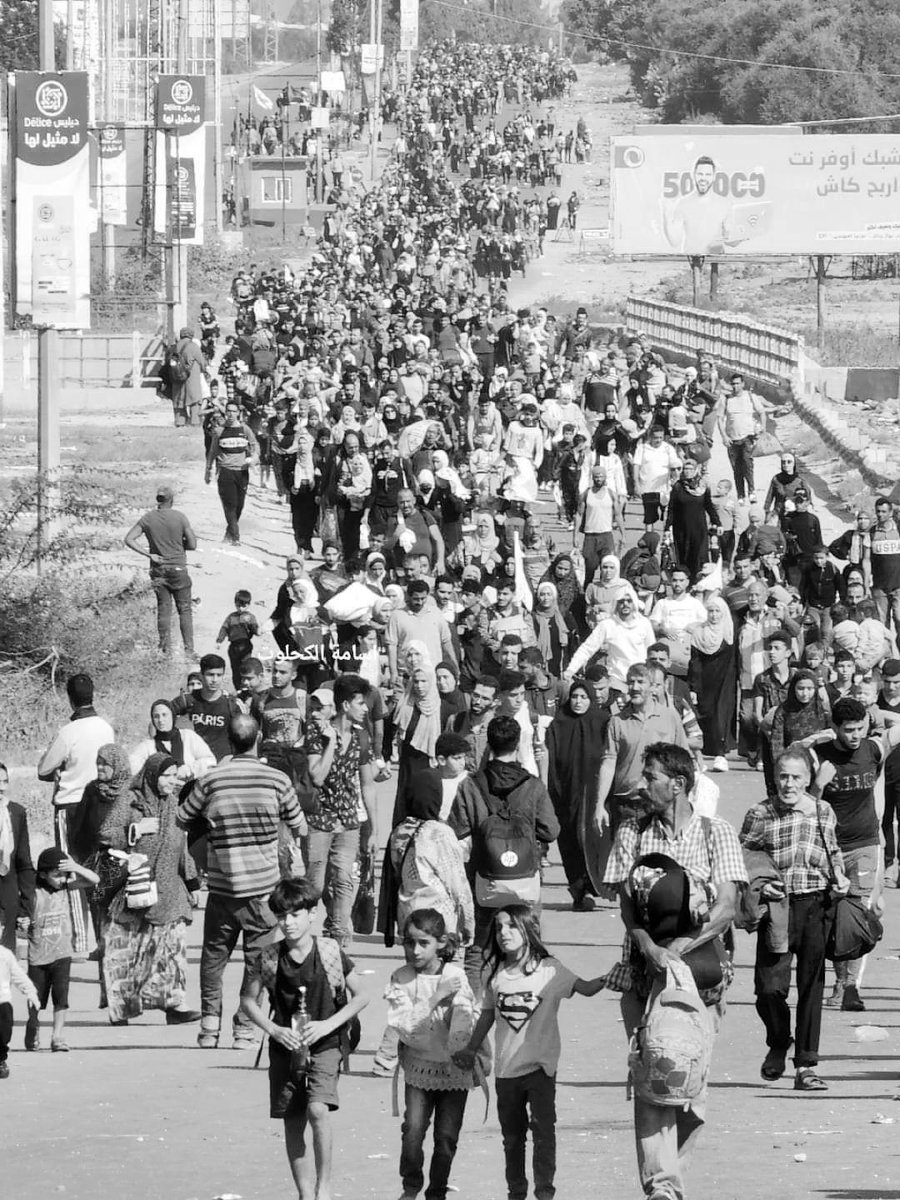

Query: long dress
[688,642,737,757]
[546,698,610,903]
[666,481,720,578]
[100,762,196,1022]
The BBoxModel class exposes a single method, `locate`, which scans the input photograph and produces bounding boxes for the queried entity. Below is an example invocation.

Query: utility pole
[36,0,60,572]
[165,0,190,340]
[315,0,323,205]
[371,0,383,182]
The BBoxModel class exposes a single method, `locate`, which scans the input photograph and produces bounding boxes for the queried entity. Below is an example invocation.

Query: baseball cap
[156,485,175,502]
[883,659,900,677]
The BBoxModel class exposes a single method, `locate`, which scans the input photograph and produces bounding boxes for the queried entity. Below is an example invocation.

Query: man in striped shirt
[178,713,306,1050]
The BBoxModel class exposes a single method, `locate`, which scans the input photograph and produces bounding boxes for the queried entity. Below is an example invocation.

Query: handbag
[351,847,377,935]
[815,804,883,962]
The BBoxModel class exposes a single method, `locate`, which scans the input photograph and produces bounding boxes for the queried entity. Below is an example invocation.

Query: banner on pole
[399,0,419,51]
[11,71,91,327]
[154,76,207,246]
[360,44,384,74]
[97,123,127,227]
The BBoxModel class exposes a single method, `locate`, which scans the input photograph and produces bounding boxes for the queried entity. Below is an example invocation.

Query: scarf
[149,701,185,767]
[395,667,443,760]
[533,583,569,664]
[688,598,734,655]
[0,798,13,878]
[432,449,471,501]
[542,553,581,617]
[472,512,500,558]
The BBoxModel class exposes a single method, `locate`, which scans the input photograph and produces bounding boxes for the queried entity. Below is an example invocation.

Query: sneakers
[233,1036,257,1051]
[51,1039,70,1053]
[711,755,729,772]
[823,982,845,1008]
[197,1031,219,1049]
[165,1008,202,1025]
[0,1061,9,1079]
[842,984,866,1012]
[572,894,596,912]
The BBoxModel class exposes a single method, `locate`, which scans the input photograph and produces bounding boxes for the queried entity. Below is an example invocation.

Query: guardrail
[5,330,165,390]
[625,296,802,386]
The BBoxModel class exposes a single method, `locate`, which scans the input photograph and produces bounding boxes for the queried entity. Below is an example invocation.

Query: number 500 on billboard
[610,133,900,256]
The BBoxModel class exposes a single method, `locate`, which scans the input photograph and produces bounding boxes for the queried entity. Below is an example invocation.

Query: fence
[4,331,165,391]
[625,297,803,386]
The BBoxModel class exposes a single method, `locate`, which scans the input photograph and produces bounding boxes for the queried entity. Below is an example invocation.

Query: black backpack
[471,770,538,882]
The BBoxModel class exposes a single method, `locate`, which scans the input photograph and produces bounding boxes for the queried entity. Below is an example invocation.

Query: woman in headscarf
[619,531,662,609]
[665,456,720,578]
[546,680,608,910]
[464,511,503,581]
[687,597,737,772]
[129,700,216,782]
[393,652,443,825]
[271,554,320,653]
[436,660,467,727]
[584,555,640,627]
[540,552,587,637]
[764,451,810,526]
[100,753,200,1027]
[769,670,831,766]
[387,770,474,945]
[364,551,389,597]
[531,581,572,678]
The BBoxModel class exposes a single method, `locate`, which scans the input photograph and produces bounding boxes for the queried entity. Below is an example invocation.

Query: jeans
[622,990,723,1200]
[150,565,194,655]
[726,438,755,500]
[0,1001,11,1062]
[754,891,827,1068]
[337,503,364,560]
[199,892,275,1038]
[883,781,900,867]
[738,689,758,761]
[873,585,900,639]
[834,843,880,987]
[400,1085,468,1200]
[217,468,249,542]
[304,826,360,947]
[495,1068,557,1200]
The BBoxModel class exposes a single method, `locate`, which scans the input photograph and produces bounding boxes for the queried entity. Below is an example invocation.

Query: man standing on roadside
[177,713,306,1050]
[871,496,900,641]
[205,399,257,545]
[37,672,114,953]
[717,372,767,503]
[124,485,197,658]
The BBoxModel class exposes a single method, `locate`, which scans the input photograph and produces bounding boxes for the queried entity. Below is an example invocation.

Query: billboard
[11,71,91,327]
[97,123,127,226]
[611,133,900,256]
[153,75,207,247]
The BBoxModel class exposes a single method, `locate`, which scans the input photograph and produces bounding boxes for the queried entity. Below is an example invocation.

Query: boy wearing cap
[125,485,198,659]
[25,848,99,1053]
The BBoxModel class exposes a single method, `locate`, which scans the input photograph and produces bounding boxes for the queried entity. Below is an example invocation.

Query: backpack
[169,349,190,383]
[628,960,711,1108]
[259,935,360,1071]
[471,770,541,908]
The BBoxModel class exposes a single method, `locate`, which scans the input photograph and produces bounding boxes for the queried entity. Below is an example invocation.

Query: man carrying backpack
[449,715,559,996]
[603,742,746,1200]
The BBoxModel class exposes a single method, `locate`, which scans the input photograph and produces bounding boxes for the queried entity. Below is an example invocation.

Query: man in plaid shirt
[740,747,848,1093]
[603,742,746,1200]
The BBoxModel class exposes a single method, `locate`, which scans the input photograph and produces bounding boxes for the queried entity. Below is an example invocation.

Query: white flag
[253,85,274,111]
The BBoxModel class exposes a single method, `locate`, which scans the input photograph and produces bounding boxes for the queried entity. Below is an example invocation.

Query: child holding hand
[453,906,605,1200]
[386,909,480,1200]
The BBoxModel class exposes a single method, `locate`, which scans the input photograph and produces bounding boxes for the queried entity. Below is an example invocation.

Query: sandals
[794,1068,828,1091]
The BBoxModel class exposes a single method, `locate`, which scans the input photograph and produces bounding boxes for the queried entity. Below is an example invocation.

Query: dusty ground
[5,60,900,1200]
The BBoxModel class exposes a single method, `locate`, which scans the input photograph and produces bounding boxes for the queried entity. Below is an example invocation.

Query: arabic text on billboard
[611,134,900,256]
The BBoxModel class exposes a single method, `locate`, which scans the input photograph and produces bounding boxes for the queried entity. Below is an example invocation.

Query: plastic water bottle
[290,986,310,1075]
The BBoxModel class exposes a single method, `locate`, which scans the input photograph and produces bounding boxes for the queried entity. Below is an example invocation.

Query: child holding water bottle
[453,906,605,1200]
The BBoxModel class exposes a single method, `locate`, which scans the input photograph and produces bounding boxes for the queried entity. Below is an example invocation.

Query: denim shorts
[269,1043,341,1118]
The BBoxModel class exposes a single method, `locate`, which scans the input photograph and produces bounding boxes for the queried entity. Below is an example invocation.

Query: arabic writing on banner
[610,134,900,256]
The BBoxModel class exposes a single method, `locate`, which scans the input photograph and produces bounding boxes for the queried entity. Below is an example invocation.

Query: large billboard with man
[611,133,900,256]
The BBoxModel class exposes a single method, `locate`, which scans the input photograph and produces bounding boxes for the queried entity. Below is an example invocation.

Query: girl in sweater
[386,909,479,1200]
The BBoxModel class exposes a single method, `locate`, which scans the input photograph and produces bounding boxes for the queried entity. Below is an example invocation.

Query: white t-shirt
[634,441,679,496]
[484,955,577,1078]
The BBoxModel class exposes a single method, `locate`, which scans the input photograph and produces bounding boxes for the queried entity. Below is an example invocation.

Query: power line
[422,0,900,82]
